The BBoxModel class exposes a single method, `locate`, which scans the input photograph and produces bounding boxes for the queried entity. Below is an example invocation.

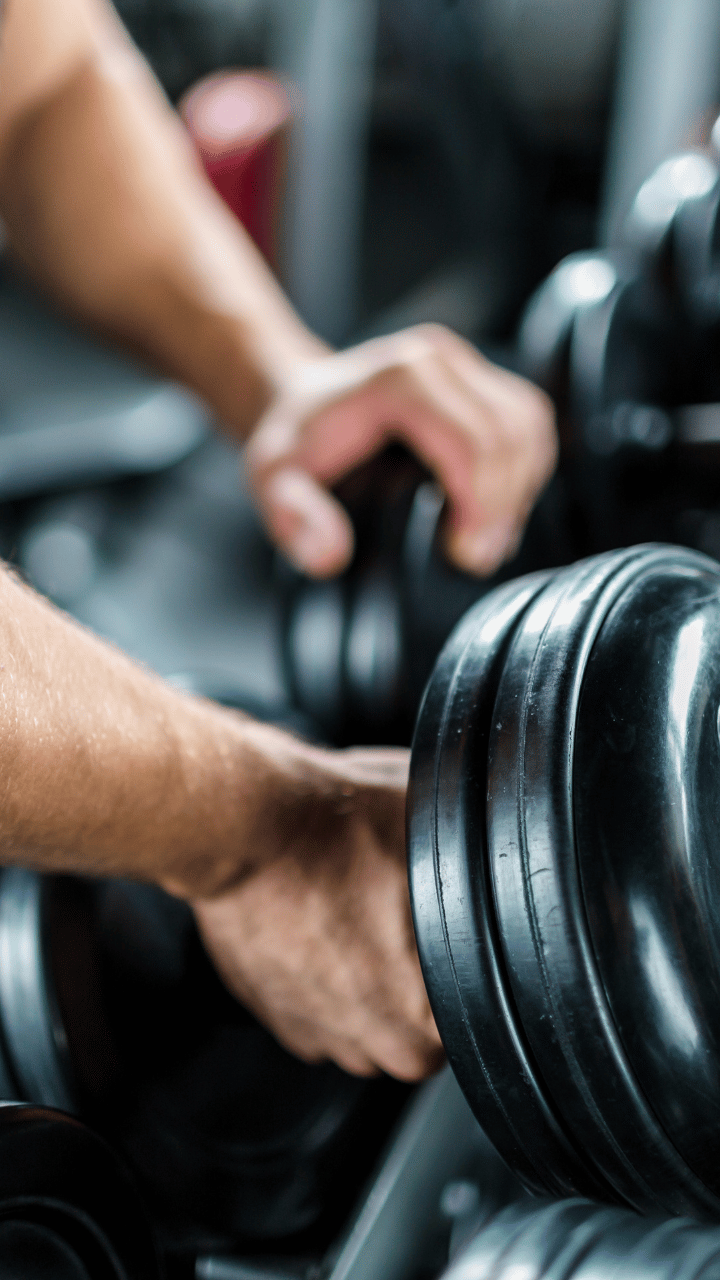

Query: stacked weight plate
[283,447,580,748]
[516,146,720,564]
[0,1104,160,1279]
[441,1197,720,1280]
[408,543,720,1218]
[519,148,720,438]
[0,870,406,1257]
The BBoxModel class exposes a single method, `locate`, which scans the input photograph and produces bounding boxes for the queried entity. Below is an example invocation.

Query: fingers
[197,888,443,1082]
[245,324,558,580]
[351,973,445,1082]
[328,745,410,792]
[269,1014,442,1082]
[246,381,370,577]
[256,1011,382,1077]
[269,997,444,1081]
[256,465,355,577]
[386,349,536,574]
[378,327,557,575]
[258,978,444,1082]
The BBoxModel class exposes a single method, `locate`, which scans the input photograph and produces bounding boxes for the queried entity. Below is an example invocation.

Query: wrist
[137,292,331,441]
[215,311,330,435]
[164,725,410,906]
[155,707,343,902]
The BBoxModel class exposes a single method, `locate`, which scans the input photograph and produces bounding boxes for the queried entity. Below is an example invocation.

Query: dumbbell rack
[7,140,720,1280]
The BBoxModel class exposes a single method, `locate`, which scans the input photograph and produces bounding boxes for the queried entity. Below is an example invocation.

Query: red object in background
[180,71,294,268]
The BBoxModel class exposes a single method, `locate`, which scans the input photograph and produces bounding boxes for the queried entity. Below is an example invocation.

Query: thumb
[255,465,355,577]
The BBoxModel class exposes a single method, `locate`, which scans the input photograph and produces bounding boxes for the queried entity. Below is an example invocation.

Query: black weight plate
[0,1104,160,1279]
[0,869,76,1112]
[286,579,347,740]
[284,444,424,745]
[88,879,395,1248]
[0,1221,92,1280]
[517,253,620,396]
[443,1198,720,1280]
[575,552,720,1195]
[344,564,404,732]
[673,177,720,324]
[622,153,719,272]
[487,545,720,1217]
[569,274,673,441]
[409,572,608,1199]
[401,480,488,711]
[400,476,582,719]
[8,872,406,1251]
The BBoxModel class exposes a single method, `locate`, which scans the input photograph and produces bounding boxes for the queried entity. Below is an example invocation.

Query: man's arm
[0,0,557,579]
[0,0,320,426]
[0,561,441,1080]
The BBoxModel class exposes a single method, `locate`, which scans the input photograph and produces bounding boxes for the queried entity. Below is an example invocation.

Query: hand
[245,324,557,579]
[192,745,444,1081]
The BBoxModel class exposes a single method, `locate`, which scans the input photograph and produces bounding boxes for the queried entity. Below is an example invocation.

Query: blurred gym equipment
[518,143,720,556]
[600,0,720,243]
[0,1103,160,1279]
[180,70,293,265]
[0,266,208,501]
[281,448,576,745]
[440,1197,720,1280]
[0,867,408,1260]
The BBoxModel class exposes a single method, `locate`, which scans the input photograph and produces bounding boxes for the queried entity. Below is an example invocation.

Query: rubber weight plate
[487,544,720,1217]
[622,152,719,279]
[409,571,609,1200]
[574,550,720,1196]
[672,173,720,325]
[0,870,405,1252]
[517,252,620,400]
[441,1197,720,1280]
[569,274,674,447]
[0,1104,159,1279]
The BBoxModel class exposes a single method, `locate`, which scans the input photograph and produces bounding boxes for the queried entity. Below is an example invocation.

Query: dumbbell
[0,1102,159,1278]
[282,447,579,746]
[520,147,720,426]
[519,249,691,559]
[408,543,720,1218]
[624,146,720,339]
[520,249,675,452]
[518,143,720,554]
[441,1196,720,1280]
[0,870,406,1259]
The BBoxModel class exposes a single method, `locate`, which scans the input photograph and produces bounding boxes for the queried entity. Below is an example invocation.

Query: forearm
[0,563,334,898]
[0,0,324,433]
